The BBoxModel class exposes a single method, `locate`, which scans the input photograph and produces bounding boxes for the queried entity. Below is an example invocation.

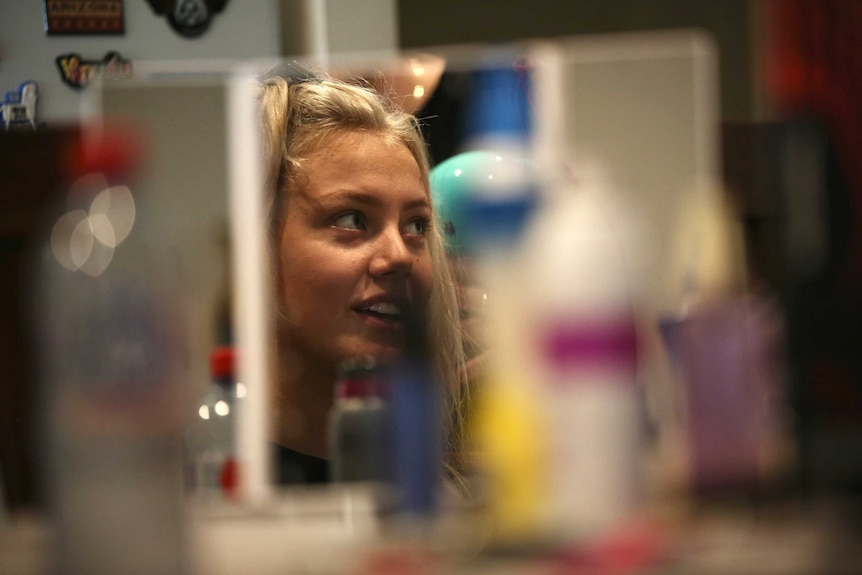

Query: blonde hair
[259,73,470,466]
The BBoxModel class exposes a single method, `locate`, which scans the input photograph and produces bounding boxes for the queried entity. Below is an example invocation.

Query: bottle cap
[63,122,145,182]
[463,56,532,145]
[335,355,389,400]
[210,346,235,379]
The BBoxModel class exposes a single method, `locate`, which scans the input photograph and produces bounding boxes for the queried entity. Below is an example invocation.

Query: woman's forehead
[298,134,421,187]
[299,129,398,156]
[279,133,429,221]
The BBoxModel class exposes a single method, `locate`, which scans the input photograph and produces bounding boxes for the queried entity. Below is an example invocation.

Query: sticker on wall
[43,0,125,35]
[1,82,40,131]
[145,0,229,38]
[56,51,133,90]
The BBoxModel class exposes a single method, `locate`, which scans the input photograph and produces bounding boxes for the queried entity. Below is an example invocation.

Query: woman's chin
[339,341,403,368]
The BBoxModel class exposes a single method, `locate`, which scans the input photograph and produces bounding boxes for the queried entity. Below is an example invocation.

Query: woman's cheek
[414,256,435,306]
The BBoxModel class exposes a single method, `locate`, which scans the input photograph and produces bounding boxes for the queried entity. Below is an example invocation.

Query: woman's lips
[353,300,404,329]
[353,308,404,330]
[359,301,402,318]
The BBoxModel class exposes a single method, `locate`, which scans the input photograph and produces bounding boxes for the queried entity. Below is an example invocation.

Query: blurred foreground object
[519,171,645,543]
[660,190,792,498]
[452,55,548,549]
[32,126,190,575]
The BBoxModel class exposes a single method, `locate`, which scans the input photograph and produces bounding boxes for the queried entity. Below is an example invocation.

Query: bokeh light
[50,176,136,277]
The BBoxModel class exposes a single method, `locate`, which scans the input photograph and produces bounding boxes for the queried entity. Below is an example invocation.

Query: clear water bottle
[186,346,242,499]
[328,356,391,484]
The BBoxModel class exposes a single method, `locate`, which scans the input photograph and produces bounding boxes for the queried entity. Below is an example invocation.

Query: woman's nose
[369,227,413,278]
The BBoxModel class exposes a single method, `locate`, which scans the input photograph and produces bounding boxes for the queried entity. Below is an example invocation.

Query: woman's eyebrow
[317,189,431,211]
[404,197,432,211]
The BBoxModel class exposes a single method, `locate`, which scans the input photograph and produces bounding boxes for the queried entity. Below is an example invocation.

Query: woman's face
[279,131,434,372]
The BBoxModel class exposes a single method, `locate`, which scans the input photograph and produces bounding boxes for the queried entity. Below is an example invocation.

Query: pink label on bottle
[541,318,639,376]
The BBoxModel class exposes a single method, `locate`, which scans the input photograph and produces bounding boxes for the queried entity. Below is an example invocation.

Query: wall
[0,2,281,124]
[280,0,399,59]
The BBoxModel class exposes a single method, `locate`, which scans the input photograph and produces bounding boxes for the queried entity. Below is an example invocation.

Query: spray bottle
[448,54,549,549]
[518,165,645,545]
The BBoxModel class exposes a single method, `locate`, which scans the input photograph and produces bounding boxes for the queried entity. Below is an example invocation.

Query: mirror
[89,66,274,505]
[83,32,719,506]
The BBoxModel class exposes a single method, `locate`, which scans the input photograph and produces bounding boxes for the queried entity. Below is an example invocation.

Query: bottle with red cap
[186,345,243,499]
[34,125,189,573]
[328,355,392,485]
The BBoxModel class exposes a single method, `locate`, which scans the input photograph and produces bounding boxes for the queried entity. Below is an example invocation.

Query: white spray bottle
[519,165,646,544]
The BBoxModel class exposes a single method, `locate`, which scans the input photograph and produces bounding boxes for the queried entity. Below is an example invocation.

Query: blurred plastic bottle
[388,307,443,527]
[328,356,392,484]
[519,172,644,544]
[659,191,792,498]
[186,345,242,499]
[451,54,549,548]
[33,128,190,575]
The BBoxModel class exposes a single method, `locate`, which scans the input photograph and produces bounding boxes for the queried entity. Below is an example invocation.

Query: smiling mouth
[355,302,403,322]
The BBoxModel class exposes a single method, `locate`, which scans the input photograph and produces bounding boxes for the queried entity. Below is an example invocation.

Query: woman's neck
[273,351,335,460]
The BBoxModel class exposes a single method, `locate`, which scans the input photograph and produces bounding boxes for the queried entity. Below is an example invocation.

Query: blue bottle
[389,307,442,523]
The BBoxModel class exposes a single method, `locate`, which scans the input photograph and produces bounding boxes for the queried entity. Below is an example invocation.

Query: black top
[273,443,329,485]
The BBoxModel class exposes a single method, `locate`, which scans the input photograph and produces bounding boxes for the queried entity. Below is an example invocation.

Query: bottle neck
[334,375,389,401]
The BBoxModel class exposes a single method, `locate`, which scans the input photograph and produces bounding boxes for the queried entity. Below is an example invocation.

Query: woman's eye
[404,217,429,236]
[332,212,364,230]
